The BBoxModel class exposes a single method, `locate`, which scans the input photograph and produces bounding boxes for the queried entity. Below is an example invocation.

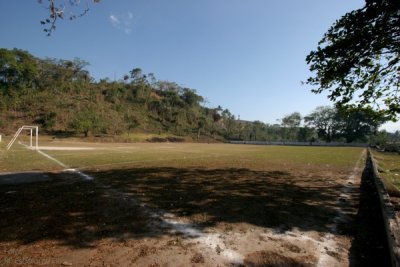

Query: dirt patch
[244,250,313,267]
[0,150,390,266]
[191,252,205,263]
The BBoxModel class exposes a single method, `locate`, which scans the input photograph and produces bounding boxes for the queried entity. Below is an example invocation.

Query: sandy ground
[0,149,390,267]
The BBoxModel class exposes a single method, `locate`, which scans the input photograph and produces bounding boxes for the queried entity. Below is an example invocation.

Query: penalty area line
[37,149,68,169]
[37,149,94,180]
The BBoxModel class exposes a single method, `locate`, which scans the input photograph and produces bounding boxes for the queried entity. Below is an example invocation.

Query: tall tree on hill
[307,0,400,120]
[181,88,204,107]
[0,48,38,91]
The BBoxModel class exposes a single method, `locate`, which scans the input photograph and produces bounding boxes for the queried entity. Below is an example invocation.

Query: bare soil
[0,152,390,267]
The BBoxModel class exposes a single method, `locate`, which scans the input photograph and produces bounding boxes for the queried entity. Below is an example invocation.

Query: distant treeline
[0,48,397,143]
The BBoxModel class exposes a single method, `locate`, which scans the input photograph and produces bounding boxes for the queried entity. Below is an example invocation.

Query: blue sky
[1,0,398,131]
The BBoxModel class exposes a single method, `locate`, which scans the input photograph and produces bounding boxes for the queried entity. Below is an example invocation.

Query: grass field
[1,139,363,172]
[371,150,400,190]
[0,139,389,266]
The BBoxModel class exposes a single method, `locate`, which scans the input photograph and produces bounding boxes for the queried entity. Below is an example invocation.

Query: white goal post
[7,126,39,150]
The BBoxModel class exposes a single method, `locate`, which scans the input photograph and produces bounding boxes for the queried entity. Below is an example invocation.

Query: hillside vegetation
[0,48,392,143]
[0,48,236,141]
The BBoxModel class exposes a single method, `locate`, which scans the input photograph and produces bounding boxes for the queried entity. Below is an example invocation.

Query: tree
[181,88,203,107]
[251,120,266,141]
[69,108,104,137]
[221,109,236,138]
[369,130,390,147]
[124,112,139,136]
[129,68,146,84]
[304,106,338,142]
[338,108,383,142]
[0,48,38,91]
[196,116,207,140]
[297,127,316,142]
[306,0,400,120]
[38,0,100,36]
[305,106,385,142]
[281,112,302,141]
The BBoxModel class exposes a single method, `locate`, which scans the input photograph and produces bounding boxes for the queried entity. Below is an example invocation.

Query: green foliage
[304,106,338,142]
[0,49,227,139]
[281,112,301,128]
[370,130,390,147]
[280,112,302,141]
[0,48,386,143]
[305,106,385,142]
[0,48,38,91]
[307,0,400,120]
[34,112,57,130]
[69,108,105,137]
[181,88,204,107]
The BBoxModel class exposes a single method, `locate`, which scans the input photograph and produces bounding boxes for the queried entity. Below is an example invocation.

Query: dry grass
[1,139,363,173]
[371,149,400,190]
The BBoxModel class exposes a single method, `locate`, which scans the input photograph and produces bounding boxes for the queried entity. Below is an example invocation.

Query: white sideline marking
[18,142,94,181]
[63,168,94,181]
[36,148,94,181]
[37,150,68,169]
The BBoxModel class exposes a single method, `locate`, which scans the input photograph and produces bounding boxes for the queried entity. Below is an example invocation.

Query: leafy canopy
[306,0,400,120]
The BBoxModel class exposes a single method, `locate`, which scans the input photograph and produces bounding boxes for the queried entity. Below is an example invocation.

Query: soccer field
[0,140,387,266]
[1,140,363,172]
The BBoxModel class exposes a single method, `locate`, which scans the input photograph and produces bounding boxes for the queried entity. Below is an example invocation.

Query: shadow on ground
[348,158,391,267]
[91,167,345,231]
[0,167,346,249]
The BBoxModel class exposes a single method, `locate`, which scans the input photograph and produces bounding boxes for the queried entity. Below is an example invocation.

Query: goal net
[7,126,39,150]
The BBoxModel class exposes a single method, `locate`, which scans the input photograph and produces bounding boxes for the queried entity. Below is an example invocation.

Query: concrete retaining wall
[368,149,400,267]
[230,141,368,147]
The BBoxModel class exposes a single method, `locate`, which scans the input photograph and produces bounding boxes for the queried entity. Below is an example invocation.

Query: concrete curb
[368,148,400,267]
[231,141,368,147]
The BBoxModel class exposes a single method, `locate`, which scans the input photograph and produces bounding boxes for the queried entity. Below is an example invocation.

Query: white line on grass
[18,142,94,181]
[36,149,68,169]
[37,149,94,180]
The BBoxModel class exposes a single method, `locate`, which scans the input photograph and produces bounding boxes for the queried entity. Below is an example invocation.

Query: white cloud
[109,14,120,26]
[109,12,134,35]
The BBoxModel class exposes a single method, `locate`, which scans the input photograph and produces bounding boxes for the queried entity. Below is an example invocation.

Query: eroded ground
[0,145,390,266]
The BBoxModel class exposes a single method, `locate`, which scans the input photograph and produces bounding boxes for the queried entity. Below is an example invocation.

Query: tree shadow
[0,167,345,248]
[0,172,151,248]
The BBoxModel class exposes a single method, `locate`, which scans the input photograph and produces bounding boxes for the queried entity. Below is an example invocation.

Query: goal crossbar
[7,126,39,150]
